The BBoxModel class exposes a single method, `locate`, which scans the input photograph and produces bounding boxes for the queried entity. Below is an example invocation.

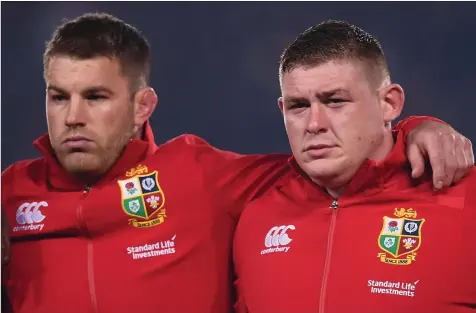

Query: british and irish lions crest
[118,165,166,228]
[377,208,425,265]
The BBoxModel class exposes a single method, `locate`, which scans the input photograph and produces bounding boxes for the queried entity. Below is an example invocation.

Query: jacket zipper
[77,184,99,313]
[319,199,339,313]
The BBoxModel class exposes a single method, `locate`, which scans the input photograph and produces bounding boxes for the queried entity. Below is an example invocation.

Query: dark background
[2,2,475,170]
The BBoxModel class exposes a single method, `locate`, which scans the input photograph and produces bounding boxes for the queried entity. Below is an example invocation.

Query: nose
[65,96,87,128]
[307,103,329,134]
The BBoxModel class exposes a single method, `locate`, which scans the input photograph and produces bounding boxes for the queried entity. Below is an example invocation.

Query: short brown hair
[43,12,150,92]
[279,20,390,86]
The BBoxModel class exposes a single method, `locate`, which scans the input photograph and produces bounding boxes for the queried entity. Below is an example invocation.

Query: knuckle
[447,163,458,172]
[454,136,462,146]
[447,157,458,166]
[442,132,455,142]
[467,140,474,150]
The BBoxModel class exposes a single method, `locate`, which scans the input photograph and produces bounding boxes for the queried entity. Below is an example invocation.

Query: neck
[325,186,346,199]
[134,125,146,140]
[318,130,395,199]
[71,173,102,187]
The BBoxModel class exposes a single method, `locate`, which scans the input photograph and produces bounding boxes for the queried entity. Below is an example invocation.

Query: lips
[62,135,93,150]
[63,135,91,143]
[303,143,336,152]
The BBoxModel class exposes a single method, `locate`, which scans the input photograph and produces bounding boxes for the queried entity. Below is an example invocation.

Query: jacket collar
[288,130,410,200]
[33,121,159,191]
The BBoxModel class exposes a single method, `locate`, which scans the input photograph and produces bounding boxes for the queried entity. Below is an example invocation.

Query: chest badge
[377,208,425,265]
[118,170,166,228]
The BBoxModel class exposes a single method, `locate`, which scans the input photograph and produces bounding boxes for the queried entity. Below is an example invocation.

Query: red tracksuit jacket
[2,123,292,313]
[1,117,440,313]
[233,131,476,313]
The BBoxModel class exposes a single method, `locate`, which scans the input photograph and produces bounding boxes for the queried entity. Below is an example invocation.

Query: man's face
[46,56,136,178]
[279,59,393,188]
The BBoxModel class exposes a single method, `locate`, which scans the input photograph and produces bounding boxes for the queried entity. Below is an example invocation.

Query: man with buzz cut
[233,20,476,313]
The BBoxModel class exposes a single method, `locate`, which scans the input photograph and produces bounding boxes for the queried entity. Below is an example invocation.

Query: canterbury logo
[16,202,47,225]
[264,225,295,248]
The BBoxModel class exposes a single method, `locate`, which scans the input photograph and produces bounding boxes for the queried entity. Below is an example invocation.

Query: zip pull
[330,200,338,210]
[84,184,92,193]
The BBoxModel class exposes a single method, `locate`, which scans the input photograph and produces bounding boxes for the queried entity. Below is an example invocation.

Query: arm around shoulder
[171,134,291,219]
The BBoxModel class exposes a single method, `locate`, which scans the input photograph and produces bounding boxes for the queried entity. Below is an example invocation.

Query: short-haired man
[233,20,476,313]
[2,14,473,313]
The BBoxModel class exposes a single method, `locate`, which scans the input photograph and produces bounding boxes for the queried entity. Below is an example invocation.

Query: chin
[60,152,102,175]
[304,157,361,190]
[302,158,345,183]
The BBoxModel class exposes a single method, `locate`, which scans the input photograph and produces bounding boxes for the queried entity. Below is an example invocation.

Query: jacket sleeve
[1,165,14,311]
[1,163,16,267]
[393,115,448,139]
[172,134,290,220]
[210,152,291,220]
[1,164,15,206]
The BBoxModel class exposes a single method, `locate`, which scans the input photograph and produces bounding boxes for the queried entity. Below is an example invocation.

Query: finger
[440,132,457,187]
[452,135,469,183]
[464,137,474,166]
[407,143,425,178]
[425,133,446,189]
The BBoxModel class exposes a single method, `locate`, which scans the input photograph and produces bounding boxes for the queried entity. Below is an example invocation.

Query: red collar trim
[33,121,158,190]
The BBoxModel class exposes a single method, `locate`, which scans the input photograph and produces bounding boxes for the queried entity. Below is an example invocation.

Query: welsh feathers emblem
[377,208,425,265]
[117,170,166,228]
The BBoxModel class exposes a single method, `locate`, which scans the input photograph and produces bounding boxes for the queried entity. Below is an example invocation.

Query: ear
[278,97,284,114]
[133,87,158,128]
[379,83,405,123]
